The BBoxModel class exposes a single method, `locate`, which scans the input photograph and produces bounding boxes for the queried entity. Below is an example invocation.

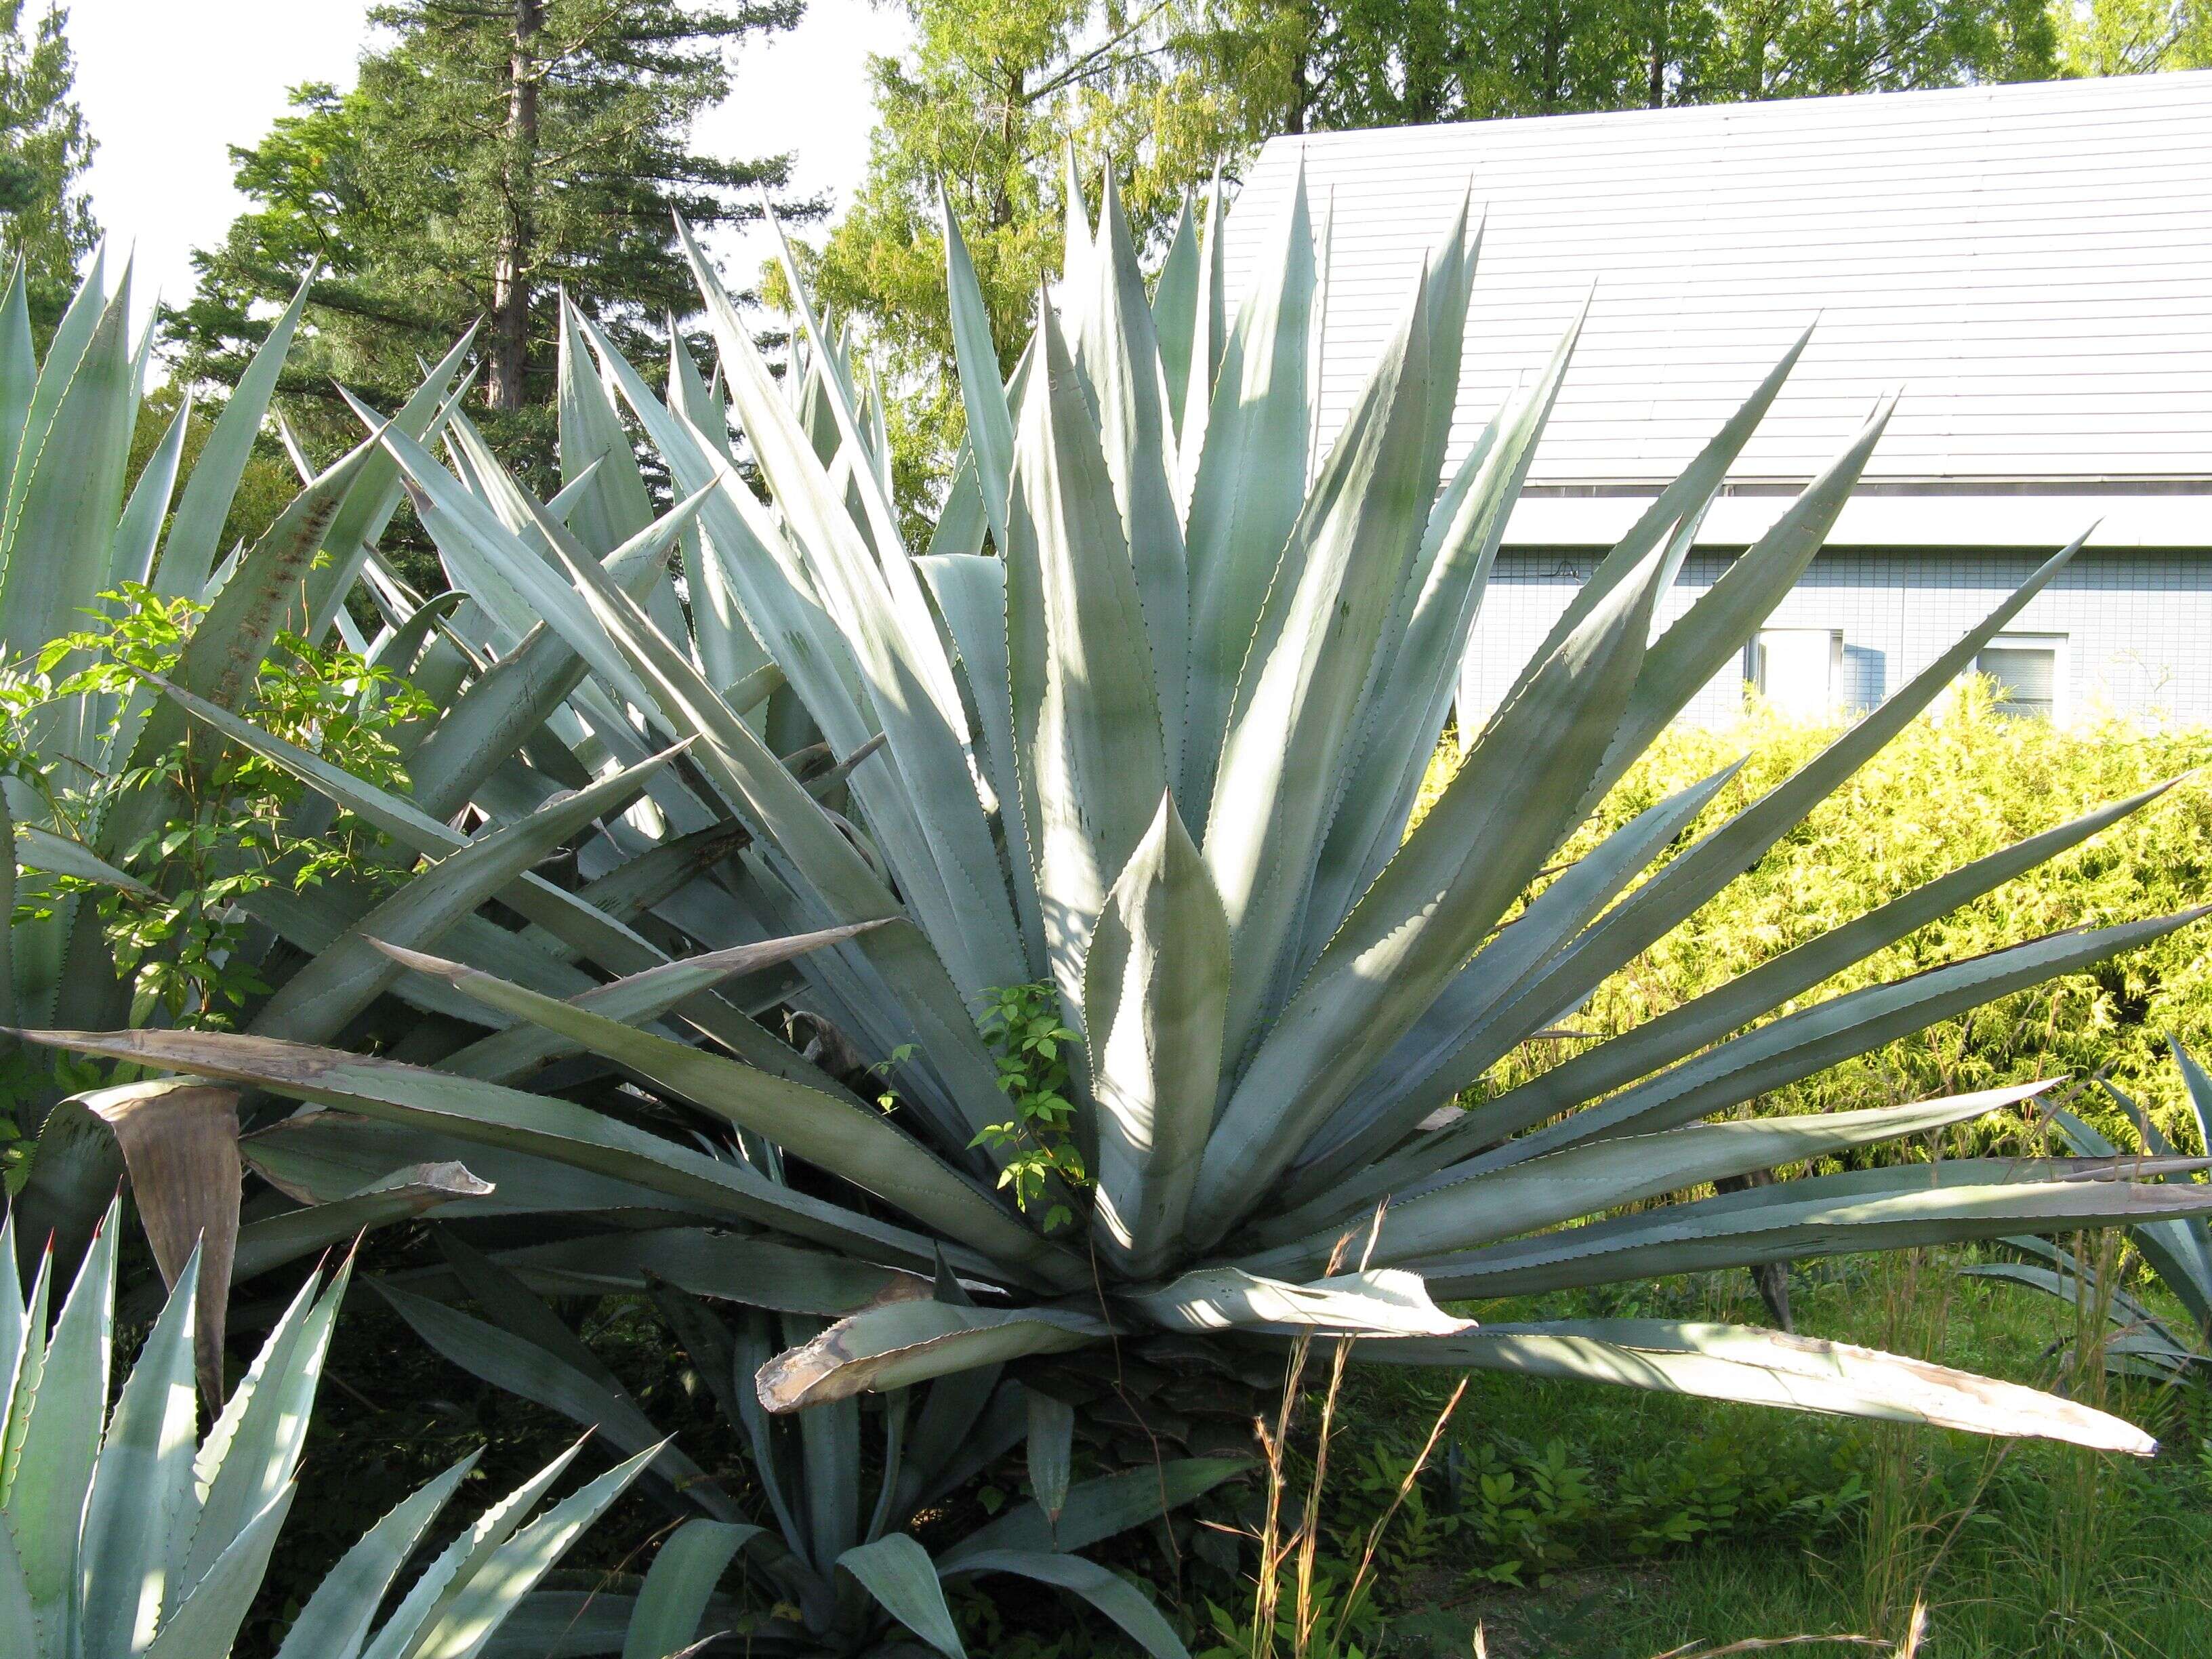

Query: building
[1220,71,2212,726]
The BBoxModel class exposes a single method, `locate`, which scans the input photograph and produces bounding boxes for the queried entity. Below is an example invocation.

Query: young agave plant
[24,169,2212,1470]
[369,1231,1243,1658]
[1965,1040,2212,1387]
[0,1202,651,1659]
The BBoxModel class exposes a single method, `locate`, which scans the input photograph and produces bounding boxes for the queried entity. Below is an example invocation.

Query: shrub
[1485,680,2212,1154]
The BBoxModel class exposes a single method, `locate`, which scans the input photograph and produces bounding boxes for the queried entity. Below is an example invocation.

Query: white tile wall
[1458,548,2212,727]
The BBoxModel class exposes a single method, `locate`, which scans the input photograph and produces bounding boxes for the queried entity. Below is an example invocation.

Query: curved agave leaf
[375,941,1084,1286]
[1125,1267,1471,1338]
[943,1550,1190,1659]
[232,1162,491,1283]
[1412,1165,2212,1298]
[838,1533,964,1658]
[758,1301,1111,1412]
[623,1519,762,1659]
[1369,1320,2158,1454]
[1249,1081,2060,1273]
[20,1026,968,1275]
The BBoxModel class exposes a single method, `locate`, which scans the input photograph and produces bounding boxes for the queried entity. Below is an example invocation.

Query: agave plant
[1964,1040,2212,1386]
[0,247,506,1366]
[0,1200,651,1658]
[18,166,2212,1488]
[0,248,877,1390]
[368,1230,1242,1656]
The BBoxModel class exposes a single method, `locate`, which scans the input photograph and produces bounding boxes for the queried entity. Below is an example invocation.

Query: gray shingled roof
[1222,72,2212,548]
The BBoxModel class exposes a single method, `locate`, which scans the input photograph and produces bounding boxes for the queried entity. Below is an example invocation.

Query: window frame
[1974,630,2068,722]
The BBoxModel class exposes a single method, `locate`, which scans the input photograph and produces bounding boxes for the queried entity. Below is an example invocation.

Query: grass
[1328,1250,2212,1658]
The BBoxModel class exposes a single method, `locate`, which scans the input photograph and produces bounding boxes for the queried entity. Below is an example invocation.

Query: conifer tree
[171,0,815,449]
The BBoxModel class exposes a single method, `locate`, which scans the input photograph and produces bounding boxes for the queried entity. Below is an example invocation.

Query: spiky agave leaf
[1965,1040,2212,1385]
[367,1231,1235,1658]
[21,165,2212,1481]
[0,1201,646,1659]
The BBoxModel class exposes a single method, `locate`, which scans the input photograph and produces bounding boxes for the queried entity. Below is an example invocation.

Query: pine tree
[0,0,97,328]
[169,0,815,451]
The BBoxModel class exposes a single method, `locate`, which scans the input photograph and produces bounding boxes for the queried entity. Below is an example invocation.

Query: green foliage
[975,981,1090,1229]
[1298,1410,1864,1597]
[0,0,95,329]
[1197,1561,1380,1659]
[1480,680,2212,1155]
[3,582,422,1030]
[1197,0,2057,134]
[2061,0,2212,73]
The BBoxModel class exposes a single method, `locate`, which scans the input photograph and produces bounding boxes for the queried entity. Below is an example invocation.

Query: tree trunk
[991,66,1021,230]
[488,0,542,413]
[1649,1,1668,106]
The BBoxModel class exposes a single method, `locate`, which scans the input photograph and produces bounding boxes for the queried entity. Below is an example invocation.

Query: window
[1748,628,1843,718]
[1976,634,2064,720]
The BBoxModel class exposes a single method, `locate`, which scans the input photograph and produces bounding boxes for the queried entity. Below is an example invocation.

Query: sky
[65,0,904,333]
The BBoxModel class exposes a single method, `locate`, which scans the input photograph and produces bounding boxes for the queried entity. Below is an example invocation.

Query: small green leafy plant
[974,980,1090,1230]
[4,581,425,1031]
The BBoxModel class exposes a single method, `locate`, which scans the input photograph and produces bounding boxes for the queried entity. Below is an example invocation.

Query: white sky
[66,0,905,333]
